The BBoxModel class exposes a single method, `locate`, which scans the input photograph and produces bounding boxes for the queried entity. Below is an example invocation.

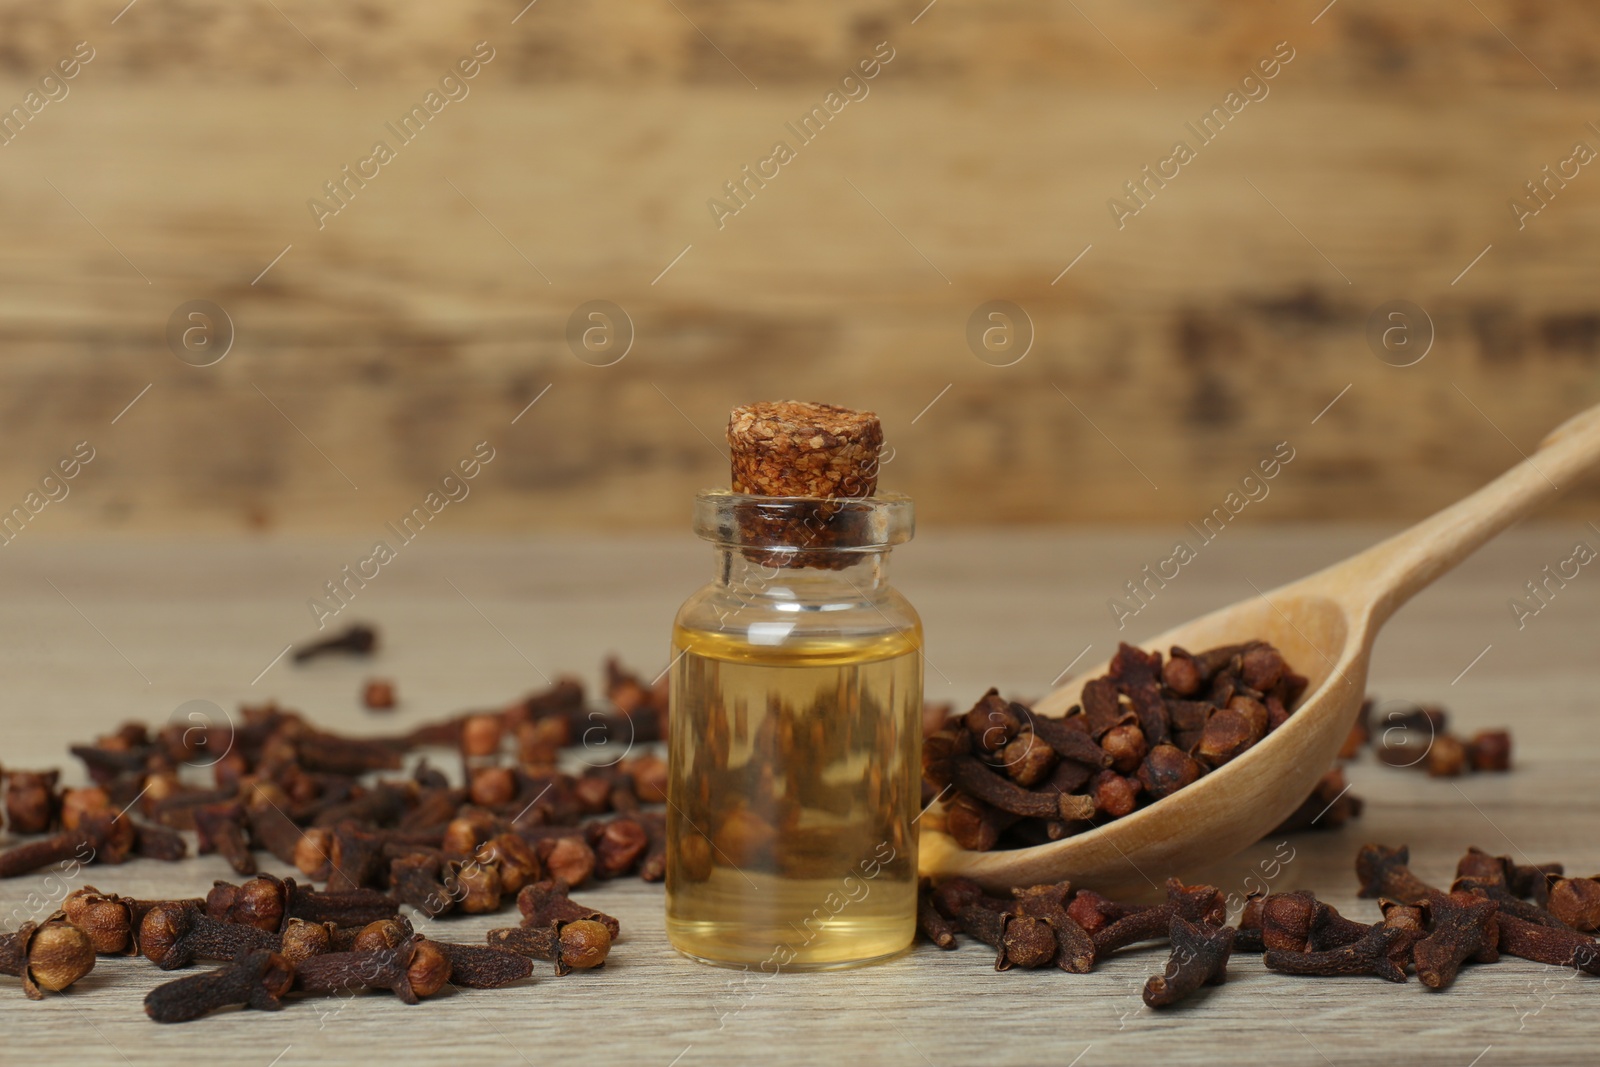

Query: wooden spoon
[920,403,1600,895]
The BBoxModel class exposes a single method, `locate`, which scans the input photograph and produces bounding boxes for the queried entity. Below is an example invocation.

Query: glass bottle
[666,490,923,970]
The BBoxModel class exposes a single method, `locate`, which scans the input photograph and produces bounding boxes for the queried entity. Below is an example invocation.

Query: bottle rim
[692,489,914,553]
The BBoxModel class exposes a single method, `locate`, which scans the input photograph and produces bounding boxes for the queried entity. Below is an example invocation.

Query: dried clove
[294,939,451,1004]
[1382,704,1449,735]
[350,918,413,952]
[1066,889,1151,935]
[63,886,135,954]
[536,835,597,888]
[1093,880,1225,956]
[1194,698,1266,768]
[1377,899,1428,963]
[133,821,189,862]
[1413,893,1500,990]
[999,915,1058,969]
[624,754,669,805]
[1162,651,1203,696]
[1355,844,1447,906]
[1010,882,1095,973]
[961,690,1022,753]
[293,623,378,663]
[1239,645,1285,691]
[443,808,501,856]
[999,730,1058,787]
[4,770,62,834]
[57,788,112,834]
[144,950,294,1023]
[1100,724,1147,776]
[241,787,305,865]
[591,817,650,879]
[1496,912,1600,974]
[1467,730,1512,771]
[363,679,397,710]
[917,881,958,950]
[446,858,503,914]
[1453,851,1508,888]
[206,873,398,930]
[1136,745,1202,801]
[293,828,333,882]
[944,753,1096,823]
[941,793,1019,852]
[427,940,534,988]
[928,877,991,921]
[278,919,336,964]
[947,897,1054,971]
[517,880,620,939]
[193,804,257,876]
[207,878,284,933]
[1546,876,1600,932]
[1426,734,1470,777]
[461,713,506,759]
[1081,676,1134,739]
[294,731,402,777]
[1015,708,1111,770]
[0,918,96,999]
[323,823,390,892]
[929,841,1594,1009]
[390,853,457,918]
[1259,891,1368,953]
[1089,770,1139,818]
[139,903,279,970]
[1143,917,1234,1008]
[1514,863,1563,906]
[1452,877,1569,929]
[470,767,519,807]
[309,782,410,829]
[1264,923,1408,982]
[0,824,101,879]
[487,920,611,975]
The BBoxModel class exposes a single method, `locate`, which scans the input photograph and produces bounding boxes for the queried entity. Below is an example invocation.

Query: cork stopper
[724,401,888,569]
[728,401,883,500]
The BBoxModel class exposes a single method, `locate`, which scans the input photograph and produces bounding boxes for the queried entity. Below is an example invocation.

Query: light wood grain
[1,528,1598,1065]
[3,0,1596,88]
[0,1,1597,531]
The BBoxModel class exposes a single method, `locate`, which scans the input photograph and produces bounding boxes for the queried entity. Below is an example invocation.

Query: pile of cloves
[0,873,618,1018]
[1340,699,1512,778]
[918,874,1234,1006]
[0,635,659,1018]
[923,641,1313,851]
[923,642,1520,852]
[919,842,1600,1007]
[1343,843,1600,986]
[139,888,617,1023]
[2,651,668,896]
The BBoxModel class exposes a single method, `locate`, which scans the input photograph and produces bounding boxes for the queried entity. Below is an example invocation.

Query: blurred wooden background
[2,0,1598,532]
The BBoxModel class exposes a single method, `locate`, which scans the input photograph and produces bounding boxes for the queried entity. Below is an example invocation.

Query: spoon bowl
[920,403,1600,895]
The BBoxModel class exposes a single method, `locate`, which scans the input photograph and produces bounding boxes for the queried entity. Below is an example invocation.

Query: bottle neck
[714,547,892,606]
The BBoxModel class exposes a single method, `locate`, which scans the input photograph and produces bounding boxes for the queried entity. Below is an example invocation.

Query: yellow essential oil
[665,624,923,969]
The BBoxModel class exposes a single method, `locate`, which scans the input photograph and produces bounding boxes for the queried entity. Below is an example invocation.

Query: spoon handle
[1309,401,1600,627]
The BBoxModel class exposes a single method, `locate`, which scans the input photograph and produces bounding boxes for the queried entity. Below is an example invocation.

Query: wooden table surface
[1,526,1595,1066]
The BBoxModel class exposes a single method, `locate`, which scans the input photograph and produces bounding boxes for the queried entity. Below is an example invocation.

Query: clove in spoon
[919,403,1600,895]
